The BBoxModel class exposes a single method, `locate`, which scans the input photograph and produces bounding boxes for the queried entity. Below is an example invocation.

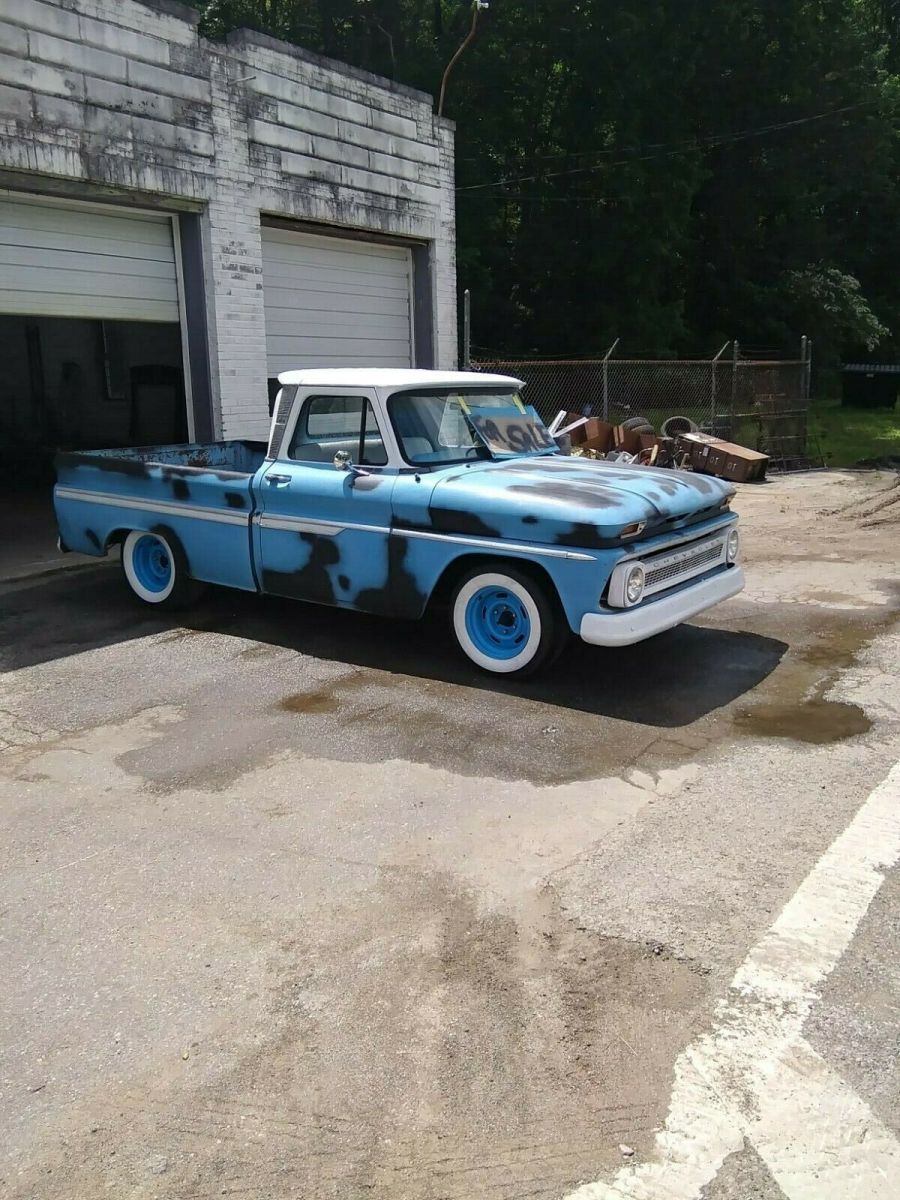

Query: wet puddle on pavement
[280,690,340,715]
[731,618,887,745]
[732,696,871,743]
[265,610,894,780]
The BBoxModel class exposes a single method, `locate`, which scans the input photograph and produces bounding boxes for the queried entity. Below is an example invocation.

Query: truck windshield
[388,389,557,466]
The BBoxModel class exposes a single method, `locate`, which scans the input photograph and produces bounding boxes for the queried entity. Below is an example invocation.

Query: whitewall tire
[450,564,564,677]
[121,529,202,610]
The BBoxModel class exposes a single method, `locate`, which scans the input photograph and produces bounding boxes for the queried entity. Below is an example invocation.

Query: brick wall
[0,0,457,439]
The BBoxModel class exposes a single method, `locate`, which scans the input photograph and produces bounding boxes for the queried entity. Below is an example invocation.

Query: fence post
[601,337,619,420]
[462,288,471,369]
[802,335,812,400]
[799,334,807,402]
[711,342,730,431]
[730,339,740,423]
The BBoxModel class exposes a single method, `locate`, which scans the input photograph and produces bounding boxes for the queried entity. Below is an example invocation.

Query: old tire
[661,414,699,437]
[621,415,655,434]
[450,564,564,677]
[122,530,202,610]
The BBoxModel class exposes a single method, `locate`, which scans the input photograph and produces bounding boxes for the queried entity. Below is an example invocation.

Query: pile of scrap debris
[549,412,769,483]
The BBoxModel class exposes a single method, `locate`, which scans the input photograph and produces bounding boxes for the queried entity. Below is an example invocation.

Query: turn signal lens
[620,521,646,539]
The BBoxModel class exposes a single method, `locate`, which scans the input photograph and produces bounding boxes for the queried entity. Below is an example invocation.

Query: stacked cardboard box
[565,415,614,452]
[562,414,679,464]
[677,433,768,482]
[559,414,766,479]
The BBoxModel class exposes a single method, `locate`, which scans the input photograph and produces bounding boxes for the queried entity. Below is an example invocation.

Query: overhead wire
[455,100,877,194]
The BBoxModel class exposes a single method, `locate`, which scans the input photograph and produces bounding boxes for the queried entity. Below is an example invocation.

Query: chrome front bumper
[580,565,745,648]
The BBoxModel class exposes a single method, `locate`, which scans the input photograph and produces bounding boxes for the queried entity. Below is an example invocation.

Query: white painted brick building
[0,0,456,451]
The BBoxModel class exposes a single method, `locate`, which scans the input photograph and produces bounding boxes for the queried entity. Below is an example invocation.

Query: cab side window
[288,395,388,466]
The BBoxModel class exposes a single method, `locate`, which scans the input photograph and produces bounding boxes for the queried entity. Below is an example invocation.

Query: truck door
[254,388,397,609]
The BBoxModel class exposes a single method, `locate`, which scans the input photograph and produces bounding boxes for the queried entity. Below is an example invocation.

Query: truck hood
[425,455,734,547]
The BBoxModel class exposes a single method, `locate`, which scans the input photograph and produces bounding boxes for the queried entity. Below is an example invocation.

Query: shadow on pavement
[0,562,786,729]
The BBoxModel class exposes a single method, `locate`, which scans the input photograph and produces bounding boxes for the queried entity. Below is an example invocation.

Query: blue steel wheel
[464,585,532,660]
[132,535,172,594]
[451,565,562,677]
[122,529,201,609]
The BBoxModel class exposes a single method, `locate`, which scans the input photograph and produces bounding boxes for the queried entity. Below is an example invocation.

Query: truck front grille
[605,523,735,609]
[645,541,724,590]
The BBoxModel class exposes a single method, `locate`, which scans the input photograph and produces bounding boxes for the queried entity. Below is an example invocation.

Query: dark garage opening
[0,315,186,580]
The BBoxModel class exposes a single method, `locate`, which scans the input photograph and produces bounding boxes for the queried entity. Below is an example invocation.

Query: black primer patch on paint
[453,453,725,501]
[351,475,387,491]
[504,481,627,510]
[337,573,351,591]
[261,533,339,606]
[149,522,190,573]
[553,522,616,550]
[521,515,539,525]
[163,464,249,483]
[394,507,502,539]
[85,529,101,550]
[224,491,246,509]
[429,507,501,538]
[683,474,714,494]
[59,452,148,478]
[356,534,427,620]
[171,478,191,501]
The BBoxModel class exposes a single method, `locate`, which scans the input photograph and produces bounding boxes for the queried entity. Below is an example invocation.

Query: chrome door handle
[266,473,291,486]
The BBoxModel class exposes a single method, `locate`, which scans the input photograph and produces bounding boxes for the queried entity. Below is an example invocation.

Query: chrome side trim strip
[54,487,249,526]
[393,527,595,562]
[256,514,390,536]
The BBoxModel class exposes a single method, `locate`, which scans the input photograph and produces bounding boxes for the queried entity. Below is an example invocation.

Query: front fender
[395,528,620,632]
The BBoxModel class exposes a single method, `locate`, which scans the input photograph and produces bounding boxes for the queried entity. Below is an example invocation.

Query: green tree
[785,263,889,355]
[199,0,900,363]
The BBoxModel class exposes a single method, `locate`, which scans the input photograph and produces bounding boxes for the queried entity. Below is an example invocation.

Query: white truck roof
[276,368,524,389]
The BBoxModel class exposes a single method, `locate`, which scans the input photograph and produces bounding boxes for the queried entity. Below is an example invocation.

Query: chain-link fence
[473,342,813,463]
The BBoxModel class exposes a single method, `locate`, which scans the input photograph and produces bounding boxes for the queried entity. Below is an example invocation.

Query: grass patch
[809,399,900,467]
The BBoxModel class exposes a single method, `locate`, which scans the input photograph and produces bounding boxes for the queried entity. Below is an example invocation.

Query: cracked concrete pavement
[1,469,899,1199]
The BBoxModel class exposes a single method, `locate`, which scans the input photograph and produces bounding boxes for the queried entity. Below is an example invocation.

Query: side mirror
[333,450,352,471]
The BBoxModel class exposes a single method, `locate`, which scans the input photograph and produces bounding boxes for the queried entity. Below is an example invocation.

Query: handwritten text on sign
[469,414,557,456]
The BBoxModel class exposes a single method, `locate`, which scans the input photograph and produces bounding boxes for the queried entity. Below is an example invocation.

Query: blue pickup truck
[54,369,743,677]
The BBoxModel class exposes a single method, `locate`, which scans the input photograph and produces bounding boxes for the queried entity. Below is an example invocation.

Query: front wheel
[121,529,202,610]
[450,564,566,677]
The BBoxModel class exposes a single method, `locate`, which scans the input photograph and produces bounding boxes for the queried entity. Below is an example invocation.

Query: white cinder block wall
[0,0,457,439]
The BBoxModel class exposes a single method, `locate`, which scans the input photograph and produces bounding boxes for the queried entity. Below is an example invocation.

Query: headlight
[726,528,740,563]
[625,564,645,606]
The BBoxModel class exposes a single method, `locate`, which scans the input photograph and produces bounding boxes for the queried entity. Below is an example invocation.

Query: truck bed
[59,440,267,476]
[54,440,268,591]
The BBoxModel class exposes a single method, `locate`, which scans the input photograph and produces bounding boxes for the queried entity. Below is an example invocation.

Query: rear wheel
[450,564,565,677]
[122,530,202,610]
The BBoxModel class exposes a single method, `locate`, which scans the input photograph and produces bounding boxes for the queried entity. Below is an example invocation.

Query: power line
[455,101,876,193]
[459,96,870,164]
[457,191,611,202]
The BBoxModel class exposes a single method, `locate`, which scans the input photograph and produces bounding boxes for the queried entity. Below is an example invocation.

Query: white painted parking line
[565,761,900,1200]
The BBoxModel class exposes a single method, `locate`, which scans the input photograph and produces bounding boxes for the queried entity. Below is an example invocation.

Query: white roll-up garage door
[0,193,179,323]
[261,226,413,376]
